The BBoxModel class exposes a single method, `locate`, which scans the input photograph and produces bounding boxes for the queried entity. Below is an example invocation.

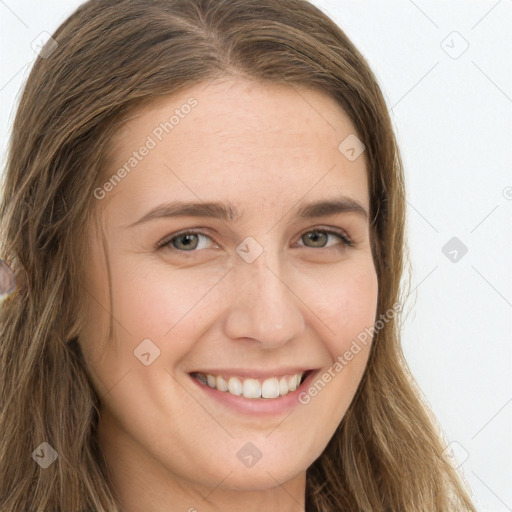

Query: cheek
[305,257,379,356]
[294,258,378,435]
[107,258,227,358]
[109,251,378,353]
[81,243,378,394]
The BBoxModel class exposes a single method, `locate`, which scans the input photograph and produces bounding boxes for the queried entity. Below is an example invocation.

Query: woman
[0,0,476,510]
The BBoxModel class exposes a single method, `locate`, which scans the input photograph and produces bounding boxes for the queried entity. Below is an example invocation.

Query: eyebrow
[126,197,368,228]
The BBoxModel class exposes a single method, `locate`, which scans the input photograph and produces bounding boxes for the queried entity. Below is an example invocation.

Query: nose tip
[222,258,305,348]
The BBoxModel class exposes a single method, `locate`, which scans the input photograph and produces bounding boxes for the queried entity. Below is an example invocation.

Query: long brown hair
[0,0,476,510]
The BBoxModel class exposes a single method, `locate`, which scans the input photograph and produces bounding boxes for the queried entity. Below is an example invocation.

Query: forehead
[104,78,369,220]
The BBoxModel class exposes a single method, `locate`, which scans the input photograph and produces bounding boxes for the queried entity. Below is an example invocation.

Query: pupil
[177,234,197,250]
[307,231,326,247]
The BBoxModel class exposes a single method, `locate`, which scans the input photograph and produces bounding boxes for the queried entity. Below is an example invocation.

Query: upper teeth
[194,372,305,399]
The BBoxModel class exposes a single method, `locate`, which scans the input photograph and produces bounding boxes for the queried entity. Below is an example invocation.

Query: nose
[222,247,306,349]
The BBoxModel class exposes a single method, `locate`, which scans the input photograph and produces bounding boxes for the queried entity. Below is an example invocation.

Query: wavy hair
[0,0,476,510]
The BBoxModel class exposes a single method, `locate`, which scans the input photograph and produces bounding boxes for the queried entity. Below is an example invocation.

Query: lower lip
[189,370,319,416]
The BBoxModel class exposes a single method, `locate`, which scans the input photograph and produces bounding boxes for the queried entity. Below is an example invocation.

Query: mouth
[189,369,316,401]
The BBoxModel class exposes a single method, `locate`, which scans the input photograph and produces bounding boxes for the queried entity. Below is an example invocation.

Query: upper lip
[189,367,317,379]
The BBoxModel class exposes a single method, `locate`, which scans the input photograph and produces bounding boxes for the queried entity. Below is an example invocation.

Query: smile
[191,371,309,399]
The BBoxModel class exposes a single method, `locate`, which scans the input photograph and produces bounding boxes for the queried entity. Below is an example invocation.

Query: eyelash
[156,227,354,254]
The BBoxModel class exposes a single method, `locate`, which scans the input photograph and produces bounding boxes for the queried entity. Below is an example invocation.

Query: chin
[216,463,306,491]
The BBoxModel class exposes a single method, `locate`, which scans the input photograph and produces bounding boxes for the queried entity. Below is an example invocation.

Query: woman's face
[79,77,378,506]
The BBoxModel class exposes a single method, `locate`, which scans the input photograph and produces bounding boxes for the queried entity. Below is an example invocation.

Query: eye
[156,227,353,253]
[156,230,216,252]
[295,228,353,250]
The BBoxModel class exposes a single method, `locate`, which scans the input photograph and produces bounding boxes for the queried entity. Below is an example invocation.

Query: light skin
[78,77,379,512]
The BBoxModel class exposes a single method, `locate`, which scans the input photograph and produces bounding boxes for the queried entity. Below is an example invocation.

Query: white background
[1,1,511,510]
